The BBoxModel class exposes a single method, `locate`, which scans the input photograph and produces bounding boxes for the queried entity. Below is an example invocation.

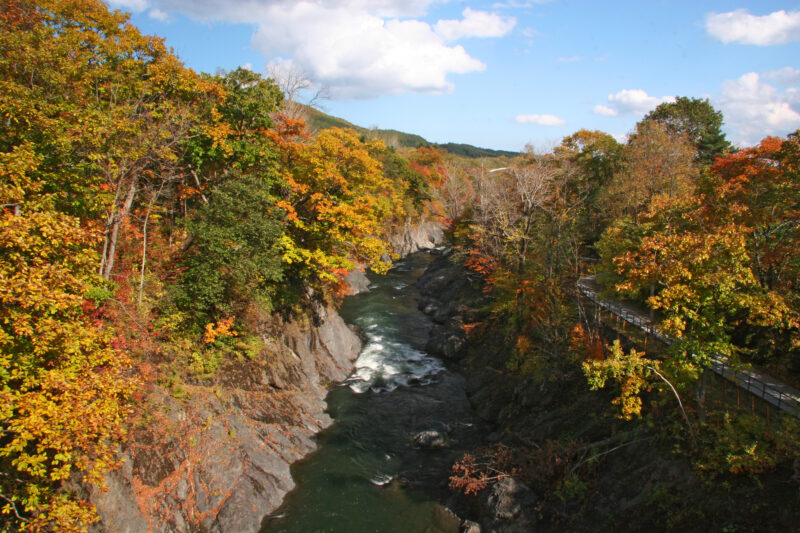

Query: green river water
[261,252,482,533]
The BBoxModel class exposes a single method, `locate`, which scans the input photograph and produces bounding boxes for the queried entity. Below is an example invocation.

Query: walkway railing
[577,277,800,418]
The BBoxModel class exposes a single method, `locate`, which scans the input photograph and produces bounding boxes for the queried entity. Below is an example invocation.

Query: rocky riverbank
[88,304,361,533]
[88,221,444,533]
[416,252,800,533]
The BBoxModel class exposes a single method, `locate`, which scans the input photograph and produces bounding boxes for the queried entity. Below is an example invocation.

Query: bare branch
[0,492,24,520]
[646,365,699,451]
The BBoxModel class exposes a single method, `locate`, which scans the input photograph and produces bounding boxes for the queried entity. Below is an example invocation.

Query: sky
[107,0,800,152]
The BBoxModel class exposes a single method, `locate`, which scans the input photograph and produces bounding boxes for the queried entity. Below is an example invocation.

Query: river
[261,251,483,533]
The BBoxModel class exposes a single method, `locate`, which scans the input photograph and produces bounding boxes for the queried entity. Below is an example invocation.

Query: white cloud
[514,114,566,126]
[148,7,169,20]
[108,0,511,99]
[492,0,552,8]
[595,89,674,116]
[434,8,516,41]
[766,66,800,86]
[556,56,583,63]
[147,0,438,20]
[716,72,800,146]
[706,9,800,46]
[252,3,486,99]
[609,89,674,114]
[592,104,617,117]
[107,0,148,11]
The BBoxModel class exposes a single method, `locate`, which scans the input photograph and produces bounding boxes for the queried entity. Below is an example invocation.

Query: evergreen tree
[645,96,732,166]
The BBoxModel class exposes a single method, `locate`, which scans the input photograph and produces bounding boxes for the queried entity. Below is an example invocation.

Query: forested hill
[4,1,800,531]
[301,105,519,158]
[0,2,441,529]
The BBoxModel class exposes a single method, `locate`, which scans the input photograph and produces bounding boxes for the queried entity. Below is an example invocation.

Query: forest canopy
[0,0,427,529]
[2,0,799,530]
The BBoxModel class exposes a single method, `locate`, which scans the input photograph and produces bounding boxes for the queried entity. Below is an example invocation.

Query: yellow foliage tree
[0,210,135,531]
[272,125,403,288]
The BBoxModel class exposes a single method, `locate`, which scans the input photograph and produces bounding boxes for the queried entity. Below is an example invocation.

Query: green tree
[175,175,285,326]
[555,129,623,245]
[645,96,731,166]
[192,67,282,174]
[375,148,430,213]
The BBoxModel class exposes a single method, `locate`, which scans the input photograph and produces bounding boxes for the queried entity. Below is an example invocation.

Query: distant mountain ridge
[300,105,518,159]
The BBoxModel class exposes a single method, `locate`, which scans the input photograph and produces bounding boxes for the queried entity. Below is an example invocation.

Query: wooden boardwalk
[577,277,800,418]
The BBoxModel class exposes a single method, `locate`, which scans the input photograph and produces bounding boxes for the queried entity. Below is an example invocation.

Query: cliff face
[89,304,360,533]
[387,220,444,257]
[91,222,444,533]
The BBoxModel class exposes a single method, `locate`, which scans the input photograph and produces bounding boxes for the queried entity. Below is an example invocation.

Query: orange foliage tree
[598,132,800,418]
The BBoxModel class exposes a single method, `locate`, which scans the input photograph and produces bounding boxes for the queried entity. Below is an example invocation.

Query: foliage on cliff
[0,1,429,529]
[437,95,800,519]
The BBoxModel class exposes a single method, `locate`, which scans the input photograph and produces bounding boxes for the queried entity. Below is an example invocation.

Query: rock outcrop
[387,220,444,257]
[345,220,443,296]
[91,220,444,532]
[417,251,485,362]
[90,305,361,533]
[479,478,538,532]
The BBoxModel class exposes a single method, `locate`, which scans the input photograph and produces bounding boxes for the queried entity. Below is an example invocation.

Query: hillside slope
[300,105,518,158]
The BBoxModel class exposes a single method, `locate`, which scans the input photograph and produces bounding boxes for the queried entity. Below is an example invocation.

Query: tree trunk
[138,187,161,307]
[647,365,699,451]
[102,177,138,280]
[695,367,709,423]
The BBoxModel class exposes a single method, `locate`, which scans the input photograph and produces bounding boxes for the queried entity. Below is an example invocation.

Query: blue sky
[111,0,800,151]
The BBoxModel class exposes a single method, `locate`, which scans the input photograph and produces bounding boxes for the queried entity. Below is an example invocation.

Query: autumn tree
[555,129,623,245]
[438,163,473,221]
[271,126,402,291]
[0,1,243,526]
[0,0,227,284]
[600,133,800,417]
[704,135,800,295]
[602,120,698,221]
[2,1,433,529]
[467,155,584,376]
[698,134,800,366]
[470,160,560,277]
[0,210,135,531]
[584,341,698,448]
